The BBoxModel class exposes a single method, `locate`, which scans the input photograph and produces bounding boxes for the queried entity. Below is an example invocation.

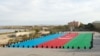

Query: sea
[0,29,23,33]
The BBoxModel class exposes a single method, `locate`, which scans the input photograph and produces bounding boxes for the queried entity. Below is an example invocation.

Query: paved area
[0,32,100,56]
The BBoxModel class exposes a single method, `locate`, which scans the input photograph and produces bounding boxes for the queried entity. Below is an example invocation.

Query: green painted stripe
[63,33,92,49]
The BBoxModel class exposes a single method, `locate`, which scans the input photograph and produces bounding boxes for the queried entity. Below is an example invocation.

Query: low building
[93,21,100,30]
[11,32,32,37]
[39,30,50,35]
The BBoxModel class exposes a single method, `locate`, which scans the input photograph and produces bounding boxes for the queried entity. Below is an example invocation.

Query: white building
[11,32,32,37]
[39,31,50,35]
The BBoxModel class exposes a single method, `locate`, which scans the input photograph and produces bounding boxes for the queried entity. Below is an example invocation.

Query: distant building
[39,27,50,35]
[92,21,100,30]
[10,32,32,37]
[68,21,82,31]
[68,21,81,27]
[39,30,50,35]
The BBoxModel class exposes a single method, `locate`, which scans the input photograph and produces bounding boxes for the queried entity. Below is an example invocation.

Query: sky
[0,0,100,25]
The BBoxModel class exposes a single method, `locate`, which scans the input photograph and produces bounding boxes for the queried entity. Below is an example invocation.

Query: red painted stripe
[38,33,78,48]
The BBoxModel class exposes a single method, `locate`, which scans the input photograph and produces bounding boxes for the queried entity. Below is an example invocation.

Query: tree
[8,39,14,44]
[85,23,95,31]
[22,35,28,40]
[29,33,35,38]
[49,25,69,34]
[15,30,18,33]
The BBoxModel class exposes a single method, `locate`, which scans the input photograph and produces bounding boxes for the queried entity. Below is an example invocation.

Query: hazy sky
[0,0,100,25]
